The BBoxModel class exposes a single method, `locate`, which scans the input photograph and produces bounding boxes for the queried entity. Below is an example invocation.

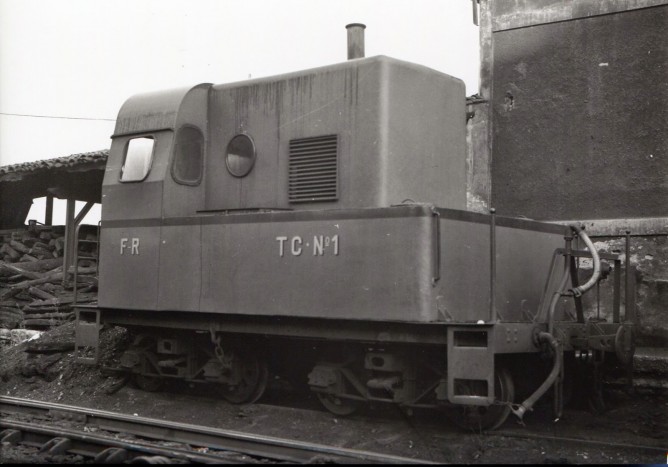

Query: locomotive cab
[100,84,209,310]
[103,55,468,215]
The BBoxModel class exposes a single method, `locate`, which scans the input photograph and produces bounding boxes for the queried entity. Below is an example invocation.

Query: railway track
[488,429,667,454]
[0,396,432,464]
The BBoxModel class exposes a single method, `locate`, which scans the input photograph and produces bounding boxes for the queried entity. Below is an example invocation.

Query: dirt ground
[1,323,666,464]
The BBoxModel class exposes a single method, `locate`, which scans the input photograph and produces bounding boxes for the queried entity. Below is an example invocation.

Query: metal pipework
[346,23,366,59]
[548,261,570,336]
[518,226,602,421]
[625,230,634,323]
[569,226,601,297]
[490,207,497,322]
[512,331,563,421]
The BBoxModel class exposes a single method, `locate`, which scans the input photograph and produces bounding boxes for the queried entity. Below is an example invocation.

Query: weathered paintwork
[98,52,564,330]
[490,0,667,31]
[107,57,466,220]
[99,205,565,324]
[435,209,566,323]
[206,56,466,211]
[199,208,436,321]
[490,5,668,220]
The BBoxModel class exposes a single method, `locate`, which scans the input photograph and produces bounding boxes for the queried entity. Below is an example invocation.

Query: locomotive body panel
[435,210,566,323]
[494,223,566,322]
[158,224,202,311]
[102,132,171,221]
[98,224,161,310]
[98,206,565,324]
[205,56,466,212]
[199,206,436,321]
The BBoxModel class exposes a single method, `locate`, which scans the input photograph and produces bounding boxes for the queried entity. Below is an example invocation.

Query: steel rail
[0,396,432,464]
[0,419,245,463]
[489,429,667,454]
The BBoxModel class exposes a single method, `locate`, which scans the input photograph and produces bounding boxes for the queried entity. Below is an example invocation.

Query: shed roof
[0,150,108,229]
[0,150,108,180]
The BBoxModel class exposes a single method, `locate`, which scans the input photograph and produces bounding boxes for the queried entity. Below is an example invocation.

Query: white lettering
[313,235,324,255]
[121,237,141,255]
[291,236,303,256]
[131,238,140,255]
[277,234,340,257]
[332,235,339,256]
[276,236,288,257]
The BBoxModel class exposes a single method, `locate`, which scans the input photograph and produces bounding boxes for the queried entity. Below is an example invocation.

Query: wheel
[135,374,164,392]
[453,366,515,431]
[221,353,269,404]
[131,335,164,392]
[614,325,636,366]
[316,393,361,416]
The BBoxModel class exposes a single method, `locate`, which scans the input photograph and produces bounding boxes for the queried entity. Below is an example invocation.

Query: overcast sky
[0,0,480,167]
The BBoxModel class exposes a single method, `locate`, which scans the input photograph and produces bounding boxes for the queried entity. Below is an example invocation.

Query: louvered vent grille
[288,135,338,203]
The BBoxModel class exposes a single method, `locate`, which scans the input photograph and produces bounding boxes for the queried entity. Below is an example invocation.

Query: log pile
[0,227,98,331]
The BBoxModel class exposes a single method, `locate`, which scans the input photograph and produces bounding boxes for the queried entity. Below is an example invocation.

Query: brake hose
[514,226,601,421]
[512,331,563,420]
[569,226,601,297]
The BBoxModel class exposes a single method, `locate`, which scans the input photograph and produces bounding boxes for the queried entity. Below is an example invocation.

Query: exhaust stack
[346,23,366,60]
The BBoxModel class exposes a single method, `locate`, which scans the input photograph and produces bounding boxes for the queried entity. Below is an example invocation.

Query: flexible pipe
[570,226,601,297]
[548,257,571,335]
[513,228,600,422]
[511,332,563,420]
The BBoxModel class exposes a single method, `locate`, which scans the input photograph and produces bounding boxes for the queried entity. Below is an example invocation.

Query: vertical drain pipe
[625,230,633,323]
[346,23,366,59]
[489,208,497,323]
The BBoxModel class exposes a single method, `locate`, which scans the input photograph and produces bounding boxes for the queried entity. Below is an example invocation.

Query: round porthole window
[226,134,256,177]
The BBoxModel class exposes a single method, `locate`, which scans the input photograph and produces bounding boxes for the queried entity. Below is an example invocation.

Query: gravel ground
[1,323,666,464]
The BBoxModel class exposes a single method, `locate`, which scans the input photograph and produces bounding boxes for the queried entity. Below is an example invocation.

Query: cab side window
[172,126,204,185]
[121,137,154,182]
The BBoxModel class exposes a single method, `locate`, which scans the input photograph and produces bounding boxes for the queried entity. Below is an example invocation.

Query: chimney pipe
[346,23,366,60]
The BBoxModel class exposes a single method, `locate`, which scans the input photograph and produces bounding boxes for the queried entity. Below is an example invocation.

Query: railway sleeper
[39,436,73,455]
[0,428,22,444]
[94,447,129,463]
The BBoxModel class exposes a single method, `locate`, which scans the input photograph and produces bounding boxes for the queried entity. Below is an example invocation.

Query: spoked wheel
[134,374,164,392]
[222,353,269,404]
[316,393,361,416]
[453,366,515,431]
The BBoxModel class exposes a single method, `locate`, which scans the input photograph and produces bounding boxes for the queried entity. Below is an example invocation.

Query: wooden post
[45,195,53,226]
[62,199,76,286]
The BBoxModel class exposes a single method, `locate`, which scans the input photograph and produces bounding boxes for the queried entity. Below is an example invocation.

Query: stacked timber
[0,227,98,331]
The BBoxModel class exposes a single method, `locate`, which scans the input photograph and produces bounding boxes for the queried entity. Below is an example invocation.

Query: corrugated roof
[0,150,108,177]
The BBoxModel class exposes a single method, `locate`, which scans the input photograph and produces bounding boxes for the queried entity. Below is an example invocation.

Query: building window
[121,137,154,182]
[172,126,204,185]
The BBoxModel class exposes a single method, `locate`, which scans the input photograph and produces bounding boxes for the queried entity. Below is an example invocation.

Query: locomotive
[75,26,635,430]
